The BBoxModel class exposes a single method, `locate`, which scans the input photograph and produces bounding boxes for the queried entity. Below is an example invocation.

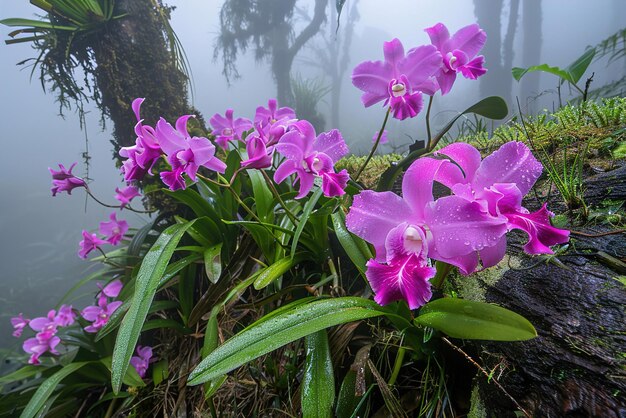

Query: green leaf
[291,188,323,257]
[0,365,41,384]
[203,243,223,284]
[152,359,169,386]
[0,18,76,31]
[566,48,596,84]
[100,357,145,388]
[414,298,537,341]
[331,211,371,277]
[19,362,88,418]
[378,97,508,191]
[187,297,385,385]
[512,64,573,83]
[165,189,224,232]
[302,330,335,418]
[335,370,361,418]
[111,221,195,394]
[248,169,274,223]
[253,253,308,290]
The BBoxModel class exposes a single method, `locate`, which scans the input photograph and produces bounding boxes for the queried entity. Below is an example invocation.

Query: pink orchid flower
[130,345,154,378]
[114,186,140,209]
[82,296,123,334]
[241,134,274,169]
[24,310,61,364]
[428,141,570,269]
[49,163,86,196]
[119,98,163,182]
[11,314,30,338]
[78,230,108,259]
[97,279,123,299]
[274,120,350,198]
[156,114,227,191]
[346,157,506,309]
[424,23,488,95]
[254,99,296,128]
[209,109,253,149]
[99,213,129,245]
[352,38,441,120]
[54,305,76,327]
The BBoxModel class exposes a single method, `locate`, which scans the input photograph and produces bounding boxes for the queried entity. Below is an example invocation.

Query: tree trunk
[469,165,626,418]
[521,0,543,113]
[91,0,203,155]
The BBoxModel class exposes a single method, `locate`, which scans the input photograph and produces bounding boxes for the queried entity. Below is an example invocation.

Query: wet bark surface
[474,165,626,418]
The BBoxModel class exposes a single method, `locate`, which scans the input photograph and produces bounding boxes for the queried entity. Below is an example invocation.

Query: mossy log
[469,165,626,418]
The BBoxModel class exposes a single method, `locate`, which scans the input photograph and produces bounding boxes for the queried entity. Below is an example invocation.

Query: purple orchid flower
[24,310,61,364]
[115,186,140,209]
[209,109,253,149]
[346,157,508,308]
[97,279,123,299]
[255,99,297,127]
[11,314,29,338]
[49,163,86,196]
[352,39,441,120]
[424,23,487,95]
[119,98,164,182]
[78,230,108,259]
[372,130,389,144]
[82,296,123,333]
[241,134,274,169]
[130,345,154,378]
[274,120,350,198]
[428,141,570,267]
[156,114,227,191]
[99,213,129,246]
[54,305,76,327]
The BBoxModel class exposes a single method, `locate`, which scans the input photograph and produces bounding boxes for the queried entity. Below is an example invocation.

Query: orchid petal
[397,45,442,87]
[436,71,457,95]
[320,169,349,197]
[313,129,349,162]
[459,56,487,79]
[435,142,482,181]
[351,60,392,107]
[402,158,447,220]
[131,98,145,122]
[424,23,450,51]
[479,236,507,268]
[445,24,487,58]
[505,204,570,254]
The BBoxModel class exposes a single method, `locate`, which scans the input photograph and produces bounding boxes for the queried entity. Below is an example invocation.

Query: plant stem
[85,188,154,214]
[425,95,434,150]
[354,107,391,182]
[388,344,406,386]
[260,170,299,225]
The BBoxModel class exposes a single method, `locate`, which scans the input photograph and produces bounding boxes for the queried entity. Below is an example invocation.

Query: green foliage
[302,330,335,418]
[292,74,331,131]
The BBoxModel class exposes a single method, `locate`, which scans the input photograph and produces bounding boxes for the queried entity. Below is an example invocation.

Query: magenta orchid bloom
[156,115,227,191]
[119,98,164,182]
[78,230,108,259]
[274,120,350,198]
[98,279,123,299]
[11,314,30,338]
[115,186,140,209]
[424,23,487,95]
[241,134,274,169]
[130,345,154,378]
[82,296,123,333]
[99,213,129,245]
[372,130,389,144]
[54,305,76,327]
[429,141,570,265]
[255,99,296,128]
[24,310,61,364]
[209,109,253,149]
[352,38,441,120]
[49,163,86,196]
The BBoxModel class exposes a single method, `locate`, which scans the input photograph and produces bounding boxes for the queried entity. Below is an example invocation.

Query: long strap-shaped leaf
[20,362,88,418]
[188,297,385,385]
[302,330,335,418]
[111,221,195,393]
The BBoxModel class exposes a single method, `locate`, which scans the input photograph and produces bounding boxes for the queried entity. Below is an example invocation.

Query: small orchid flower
[78,230,107,259]
[10,314,29,338]
[372,130,388,144]
[54,305,76,327]
[82,296,123,333]
[424,23,487,95]
[429,141,570,264]
[274,120,350,198]
[97,279,123,299]
[352,39,441,120]
[23,334,60,365]
[241,134,273,169]
[347,157,508,308]
[115,186,140,209]
[156,115,227,191]
[254,99,296,128]
[119,98,163,182]
[99,213,129,245]
[130,345,154,378]
[49,163,86,196]
[209,109,253,149]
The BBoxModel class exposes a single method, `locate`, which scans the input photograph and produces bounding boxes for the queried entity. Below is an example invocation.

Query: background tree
[215,0,327,106]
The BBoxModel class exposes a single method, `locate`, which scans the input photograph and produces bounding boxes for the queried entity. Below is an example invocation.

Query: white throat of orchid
[391,82,406,97]
[404,225,425,254]
[222,128,233,136]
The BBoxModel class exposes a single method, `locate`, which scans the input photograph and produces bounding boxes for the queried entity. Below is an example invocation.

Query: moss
[468,385,487,418]
[336,154,403,189]
[449,255,522,302]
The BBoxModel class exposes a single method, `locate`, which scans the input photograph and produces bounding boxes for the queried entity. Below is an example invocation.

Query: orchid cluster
[10,280,152,377]
[78,212,129,258]
[346,141,570,309]
[352,22,487,120]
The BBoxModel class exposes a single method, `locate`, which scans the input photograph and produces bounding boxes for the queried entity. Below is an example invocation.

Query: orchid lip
[391,82,406,97]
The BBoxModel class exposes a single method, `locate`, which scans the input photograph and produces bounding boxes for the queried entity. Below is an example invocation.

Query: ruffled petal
[445,24,487,58]
[435,142,482,182]
[389,91,423,120]
[505,204,570,254]
[351,60,392,107]
[320,169,349,197]
[365,253,435,310]
[472,141,543,196]
[459,56,487,80]
[346,191,413,262]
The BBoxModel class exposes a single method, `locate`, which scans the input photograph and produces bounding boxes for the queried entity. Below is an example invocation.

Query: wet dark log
[472,166,626,418]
